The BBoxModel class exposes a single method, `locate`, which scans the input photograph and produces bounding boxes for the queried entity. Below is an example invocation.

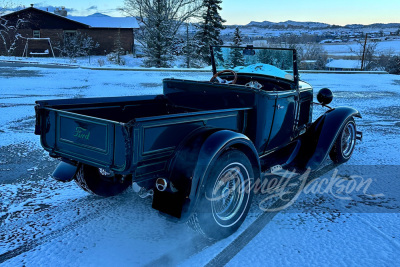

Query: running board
[268,165,300,177]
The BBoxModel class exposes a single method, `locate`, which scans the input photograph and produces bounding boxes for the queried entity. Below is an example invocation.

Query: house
[325,59,361,71]
[0,5,139,56]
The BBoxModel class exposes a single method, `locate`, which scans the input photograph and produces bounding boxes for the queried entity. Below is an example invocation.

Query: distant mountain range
[228,20,400,30]
[247,20,330,29]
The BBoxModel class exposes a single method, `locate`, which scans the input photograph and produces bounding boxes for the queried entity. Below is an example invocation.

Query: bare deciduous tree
[0,1,27,56]
[349,37,379,70]
[301,43,328,70]
[55,32,99,59]
[122,0,202,67]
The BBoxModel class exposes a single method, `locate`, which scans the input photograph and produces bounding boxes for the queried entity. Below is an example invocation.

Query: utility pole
[361,33,368,71]
[186,23,190,68]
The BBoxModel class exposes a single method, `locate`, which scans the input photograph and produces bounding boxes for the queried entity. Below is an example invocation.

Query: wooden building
[0,6,139,56]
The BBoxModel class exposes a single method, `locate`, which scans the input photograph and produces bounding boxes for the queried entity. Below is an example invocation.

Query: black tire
[329,118,357,163]
[188,149,254,240]
[74,164,132,197]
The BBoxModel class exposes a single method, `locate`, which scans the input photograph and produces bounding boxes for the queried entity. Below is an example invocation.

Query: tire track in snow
[143,236,215,267]
[1,163,337,265]
[146,164,339,266]
[205,163,339,267]
[0,194,133,264]
[356,215,400,250]
[0,210,98,263]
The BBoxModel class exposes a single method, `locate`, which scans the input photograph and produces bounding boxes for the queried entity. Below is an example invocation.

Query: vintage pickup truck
[35,46,362,239]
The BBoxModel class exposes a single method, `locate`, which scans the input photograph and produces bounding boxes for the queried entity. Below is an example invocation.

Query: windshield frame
[210,45,299,85]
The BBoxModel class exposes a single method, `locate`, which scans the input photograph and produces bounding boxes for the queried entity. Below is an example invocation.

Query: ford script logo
[74,127,90,140]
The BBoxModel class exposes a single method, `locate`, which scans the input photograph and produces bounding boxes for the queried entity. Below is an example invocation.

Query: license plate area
[58,115,109,153]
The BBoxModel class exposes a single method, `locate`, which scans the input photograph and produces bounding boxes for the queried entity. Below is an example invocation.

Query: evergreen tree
[141,0,174,67]
[181,23,203,68]
[108,29,126,65]
[196,0,226,64]
[228,27,245,68]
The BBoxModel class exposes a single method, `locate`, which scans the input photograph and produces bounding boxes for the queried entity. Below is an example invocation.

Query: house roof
[69,13,139,29]
[326,59,361,69]
[2,7,139,29]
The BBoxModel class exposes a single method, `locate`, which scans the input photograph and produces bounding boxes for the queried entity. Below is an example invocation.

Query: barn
[0,6,139,57]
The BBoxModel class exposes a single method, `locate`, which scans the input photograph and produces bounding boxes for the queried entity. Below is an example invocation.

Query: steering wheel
[210,70,238,84]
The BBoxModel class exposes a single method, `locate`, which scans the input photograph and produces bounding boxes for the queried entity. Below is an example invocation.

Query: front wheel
[188,150,254,240]
[74,164,132,197]
[329,118,357,163]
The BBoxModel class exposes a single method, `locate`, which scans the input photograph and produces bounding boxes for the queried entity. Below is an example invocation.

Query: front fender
[290,106,361,171]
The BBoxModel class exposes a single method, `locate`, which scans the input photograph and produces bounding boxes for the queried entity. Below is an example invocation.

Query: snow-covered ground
[322,39,400,57]
[1,64,399,266]
[2,38,399,69]
[0,54,145,68]
[0,55,211,70]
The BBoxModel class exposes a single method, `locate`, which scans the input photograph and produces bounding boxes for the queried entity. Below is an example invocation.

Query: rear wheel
[188,150,254,240]
[74,164,132,197]
[329,118,357,163]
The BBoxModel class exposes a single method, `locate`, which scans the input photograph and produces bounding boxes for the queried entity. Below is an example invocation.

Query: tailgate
[38,108,128,170]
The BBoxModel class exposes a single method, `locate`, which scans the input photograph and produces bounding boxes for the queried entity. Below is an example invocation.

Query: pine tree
[181,23,203,68]
[142,0,174,67]
[228,27,245,68]
[108,29,126,65]
[195,0,226,64]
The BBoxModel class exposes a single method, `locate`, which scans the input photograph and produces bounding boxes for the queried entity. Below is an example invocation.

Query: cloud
[87,6,98,12]
[33,4,78,13]
[1,3,120,17]
[2,3,77,14]
[1,6,23,13]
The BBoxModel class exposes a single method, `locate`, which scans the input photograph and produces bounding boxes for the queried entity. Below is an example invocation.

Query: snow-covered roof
[326,59,361,69]
[2,7,139,29]
[68,13,139,29]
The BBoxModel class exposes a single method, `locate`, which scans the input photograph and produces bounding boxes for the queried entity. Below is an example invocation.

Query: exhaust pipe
[356,131,363,141]
[156,178,168,191]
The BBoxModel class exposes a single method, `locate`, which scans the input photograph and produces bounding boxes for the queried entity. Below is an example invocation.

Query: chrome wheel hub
[211,163,249,226]
[341,122,356,158]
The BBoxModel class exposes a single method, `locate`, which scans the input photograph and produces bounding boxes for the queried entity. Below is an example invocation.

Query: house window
[33,30,40,38]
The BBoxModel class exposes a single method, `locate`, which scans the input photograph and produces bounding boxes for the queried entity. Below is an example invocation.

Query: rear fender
[153,129,260,221]
[289,107,361,171]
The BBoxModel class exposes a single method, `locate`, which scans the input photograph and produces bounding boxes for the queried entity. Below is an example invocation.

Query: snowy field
[322,39,400,57]
[0,64,400,266]
[2,39,400,69]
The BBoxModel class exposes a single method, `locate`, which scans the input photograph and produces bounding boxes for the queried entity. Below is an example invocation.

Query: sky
[5,0,400,26]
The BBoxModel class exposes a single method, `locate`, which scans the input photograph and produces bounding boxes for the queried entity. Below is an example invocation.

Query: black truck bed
[35,80,256,181]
